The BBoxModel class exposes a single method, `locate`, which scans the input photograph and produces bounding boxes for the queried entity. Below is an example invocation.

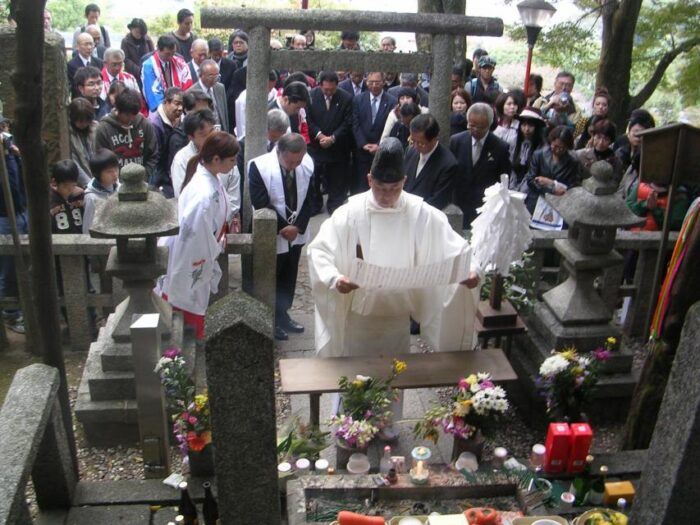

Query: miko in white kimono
[308,137,481,426]
[157,131,239,339]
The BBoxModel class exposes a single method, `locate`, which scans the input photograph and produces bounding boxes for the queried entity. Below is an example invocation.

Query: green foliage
[276,416,330,461]
[479,251,537,314]
[145,13,176,41]
[47,0,84,31]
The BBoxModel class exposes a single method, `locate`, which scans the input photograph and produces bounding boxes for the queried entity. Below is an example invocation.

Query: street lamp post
[518,0,556,99]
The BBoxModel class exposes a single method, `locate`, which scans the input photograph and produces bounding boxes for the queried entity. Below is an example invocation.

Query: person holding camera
[541,71,580,130]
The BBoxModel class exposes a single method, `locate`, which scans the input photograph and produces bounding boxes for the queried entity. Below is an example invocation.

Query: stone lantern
[531,161,645,351]
[90,163,178,341]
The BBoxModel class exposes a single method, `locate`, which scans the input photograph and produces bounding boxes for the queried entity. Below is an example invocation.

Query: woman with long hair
[574,88,611,150]
[510,107,546,190]
[157,131,239,339]
[493,89,525,159]
[614,108,656,172]
[68,97,97,187]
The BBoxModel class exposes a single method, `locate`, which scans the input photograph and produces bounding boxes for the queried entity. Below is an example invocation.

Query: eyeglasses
[366,80,383,85]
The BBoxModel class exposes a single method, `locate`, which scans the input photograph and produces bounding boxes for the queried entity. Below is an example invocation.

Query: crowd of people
[0,3,692,341]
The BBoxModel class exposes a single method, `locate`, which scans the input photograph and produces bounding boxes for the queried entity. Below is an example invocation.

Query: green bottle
[588,465,608,506]
[570,455,594,506]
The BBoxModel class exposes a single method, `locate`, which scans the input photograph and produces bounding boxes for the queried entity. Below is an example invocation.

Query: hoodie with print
[94,112,159,180]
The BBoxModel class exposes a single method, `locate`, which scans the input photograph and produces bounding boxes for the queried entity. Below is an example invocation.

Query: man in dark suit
[306,71,354,215]
[67,32,103,96]
[187,59,229,132]
[450,102,511,228]
[352,72,397,194]
[208,38,236,92]
[339,71,366,97]
[268,81,309,134]
[404,113,458,211]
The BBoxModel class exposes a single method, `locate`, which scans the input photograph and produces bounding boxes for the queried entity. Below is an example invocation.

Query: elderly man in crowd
[100,48,140,100]
[187,59,229,133]
[187,38,209,83]
[67,32,103,94]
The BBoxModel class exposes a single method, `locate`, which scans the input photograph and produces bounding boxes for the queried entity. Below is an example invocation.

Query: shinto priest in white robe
[308,190,480,358]
[156,163,229,315]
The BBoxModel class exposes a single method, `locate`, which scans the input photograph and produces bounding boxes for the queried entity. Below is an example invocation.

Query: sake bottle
[178,481,199,525]
[202,481,219,525]
[570,455,594,506]
[588,465,608,505]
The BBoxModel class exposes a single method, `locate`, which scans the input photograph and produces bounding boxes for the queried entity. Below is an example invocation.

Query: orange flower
[187,431,212,452]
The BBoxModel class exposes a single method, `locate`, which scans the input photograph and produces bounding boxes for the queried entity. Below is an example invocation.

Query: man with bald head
[84,24,105,59]
[67,32,103,95]
[187,38,209,82]
[187,59,229,132]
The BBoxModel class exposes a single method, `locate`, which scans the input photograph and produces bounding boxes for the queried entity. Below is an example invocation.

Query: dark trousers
[313,160,350,215]
[276,243,303,322]
[352,149,373,195]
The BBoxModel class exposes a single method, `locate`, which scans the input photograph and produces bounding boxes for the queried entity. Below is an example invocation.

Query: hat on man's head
[370,138,405,183]
[478,56,496,69]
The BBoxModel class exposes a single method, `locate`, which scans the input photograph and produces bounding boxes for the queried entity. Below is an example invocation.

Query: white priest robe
[308,190,479,357]
[156,163,229,315]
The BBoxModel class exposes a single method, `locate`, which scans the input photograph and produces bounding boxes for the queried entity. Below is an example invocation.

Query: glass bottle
[202,481,219,525]
[178,481,199,525]
[380,445,393,475]
[588,465,608,505]
[570,454,594,506]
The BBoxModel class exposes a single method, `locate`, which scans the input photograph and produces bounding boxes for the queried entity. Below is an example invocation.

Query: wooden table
[279,349,517,427]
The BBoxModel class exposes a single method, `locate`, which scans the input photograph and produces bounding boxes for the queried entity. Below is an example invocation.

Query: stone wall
[0,27,70,166]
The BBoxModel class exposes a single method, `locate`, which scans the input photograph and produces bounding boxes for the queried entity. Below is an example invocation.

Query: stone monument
[75,165,192,445]
[511,162,645,421]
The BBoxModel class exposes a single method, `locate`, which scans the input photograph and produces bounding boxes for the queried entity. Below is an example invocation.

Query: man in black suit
[67,32,103,96]
[404,113,458,211]
[351,72,397,194]
[306,71,353,215]
[208,38,236,92]
[186,38,208,83]
[450,102,512,228]
[339,71,366,97]
[269,81,309,134]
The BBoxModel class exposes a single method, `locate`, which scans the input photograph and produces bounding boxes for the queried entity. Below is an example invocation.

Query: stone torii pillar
[201,7,504,228]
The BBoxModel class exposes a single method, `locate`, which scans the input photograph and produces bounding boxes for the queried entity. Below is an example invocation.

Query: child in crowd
[83,148,120,233]
[50,160,84,234]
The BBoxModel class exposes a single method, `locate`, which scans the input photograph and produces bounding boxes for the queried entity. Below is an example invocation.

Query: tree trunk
[416,0,466,65]
[12,0,78,470]
[596,0,643,131]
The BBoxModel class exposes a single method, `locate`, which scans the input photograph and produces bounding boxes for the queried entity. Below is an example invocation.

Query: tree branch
[631,36,700,109]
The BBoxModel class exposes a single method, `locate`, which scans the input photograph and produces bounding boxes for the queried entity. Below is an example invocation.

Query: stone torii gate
[201,7,504,225]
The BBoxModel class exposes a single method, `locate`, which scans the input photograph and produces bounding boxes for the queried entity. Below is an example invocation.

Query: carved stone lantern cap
[546,161,644,230]
[89,164,179,239]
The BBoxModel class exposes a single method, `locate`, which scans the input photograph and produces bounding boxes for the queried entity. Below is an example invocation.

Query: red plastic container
[567,422,593,474]
[544,422,571,474]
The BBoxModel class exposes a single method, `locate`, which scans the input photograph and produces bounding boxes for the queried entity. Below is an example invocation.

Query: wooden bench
[279,349,517,427]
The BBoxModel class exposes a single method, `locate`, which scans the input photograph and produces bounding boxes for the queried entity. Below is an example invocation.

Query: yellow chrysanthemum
[194,394,208,410]
[607,337,617,347]
[393,359,408,375]
[560,349,578,361]
[466,374,478,385]
[352,379,365,388]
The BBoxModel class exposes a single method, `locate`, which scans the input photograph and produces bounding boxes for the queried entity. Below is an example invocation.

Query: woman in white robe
[157,131,238,339]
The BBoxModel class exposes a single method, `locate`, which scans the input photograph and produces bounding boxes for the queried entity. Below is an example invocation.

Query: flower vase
[335,438,369,471]
[451,431,485,464]
[188,443,215,477]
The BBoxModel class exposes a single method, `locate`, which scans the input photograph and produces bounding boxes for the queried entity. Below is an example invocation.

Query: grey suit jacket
[187,81,230,133]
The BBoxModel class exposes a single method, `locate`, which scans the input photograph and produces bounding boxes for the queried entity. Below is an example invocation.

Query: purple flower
[163,347,180,359]
[592,349,611,361]
[480,380,495,390]
[188,416,198,425]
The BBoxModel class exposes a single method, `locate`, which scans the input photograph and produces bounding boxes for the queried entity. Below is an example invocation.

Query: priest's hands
[335,275,359,294]
[280,225,300,241]
[460,271,480,289]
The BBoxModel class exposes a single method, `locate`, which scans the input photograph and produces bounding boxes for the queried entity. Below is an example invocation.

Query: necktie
[325,96,331,111]
[417,155,427,177]
[285,170,296,211]
[163,62,172,87]
[371,97,379,124]
[110,76,116,85]
[472,139,483,166]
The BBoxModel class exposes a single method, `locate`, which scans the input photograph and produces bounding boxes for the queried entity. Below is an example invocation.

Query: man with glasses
[187,59,229,132]
[450,102,511,227]
[100,48,140,100]
[73,66,109,119]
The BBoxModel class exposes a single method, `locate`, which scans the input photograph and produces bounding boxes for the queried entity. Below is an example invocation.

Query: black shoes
[274,325,289,341]
[284,317,305,333]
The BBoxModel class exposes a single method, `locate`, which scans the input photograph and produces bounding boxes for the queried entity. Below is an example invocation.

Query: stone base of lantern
[75,310,194,446]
